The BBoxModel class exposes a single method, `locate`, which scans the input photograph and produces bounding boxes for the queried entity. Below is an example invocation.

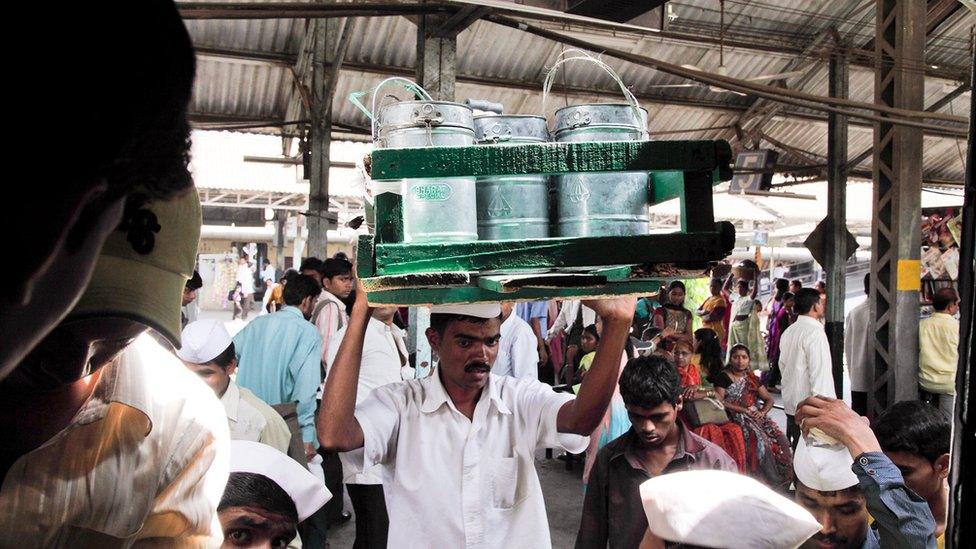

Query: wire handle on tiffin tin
[541,49,647,139]
[348,77,435,141]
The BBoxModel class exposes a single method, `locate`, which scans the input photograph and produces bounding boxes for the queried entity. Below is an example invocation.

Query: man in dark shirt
[794,396,936,549]
[575,354,737,549]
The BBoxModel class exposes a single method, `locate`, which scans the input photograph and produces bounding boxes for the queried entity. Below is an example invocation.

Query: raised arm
[557,296,636,435]
[317,280,370,451]
[723,273,735,294]
[796,396,937,549]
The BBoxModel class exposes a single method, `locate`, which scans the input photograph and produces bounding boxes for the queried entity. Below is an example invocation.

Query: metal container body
[552,104,650,237]
[376,101,478,243]
[473,115,550,240]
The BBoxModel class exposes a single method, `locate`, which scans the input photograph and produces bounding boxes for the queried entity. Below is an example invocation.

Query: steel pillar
[868,0,926,416]
[947,55,974,548]
[825,49,849,399]
[274,215,287,272]
[416,15,457,101]
[306,19,338,259]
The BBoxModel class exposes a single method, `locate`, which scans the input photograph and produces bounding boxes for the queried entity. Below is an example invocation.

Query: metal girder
[946,50,975,547]
[198,188,307,211]
[178,1,969,80]
[728,1,875,148]
[566,0,666,23]
[416,14,457,100]
[191,47,968,141]
[430,5,491,37]
[868,0,927,417]
[824,51,849,400]
[306,18,349,258]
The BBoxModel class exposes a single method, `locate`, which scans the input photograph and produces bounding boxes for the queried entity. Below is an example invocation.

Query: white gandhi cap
[640,470,821,548]
[430,303,501,319]
[793,436,860,492]
[176,319,233,364]
[230,441,332,522]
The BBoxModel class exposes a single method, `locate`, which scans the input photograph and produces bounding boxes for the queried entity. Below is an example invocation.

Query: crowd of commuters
[0,3,962,547]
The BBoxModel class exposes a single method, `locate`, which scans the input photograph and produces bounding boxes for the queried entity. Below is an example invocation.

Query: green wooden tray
[358,139,736,306]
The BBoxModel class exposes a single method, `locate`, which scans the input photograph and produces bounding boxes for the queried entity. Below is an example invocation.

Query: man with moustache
[319,281,636,548]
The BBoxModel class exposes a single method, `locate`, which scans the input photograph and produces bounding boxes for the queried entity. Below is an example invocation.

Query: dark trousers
[240,294,254,320]
[851,391,868,416]
[347,484,389,549]
[320,449,346,524]
[786,413,801,453]
[765,358,782,388]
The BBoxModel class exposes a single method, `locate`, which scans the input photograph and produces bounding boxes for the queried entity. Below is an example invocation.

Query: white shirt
[494,313,539,379]
[327,317,410,485]
[844,300,872,393]
[353,373,587,548]
[237,262,255,295]
[316,289,349,366]
[0,335,230,547]
[779,315,851,415]
[221,381,269,441]
[547,300,596,338]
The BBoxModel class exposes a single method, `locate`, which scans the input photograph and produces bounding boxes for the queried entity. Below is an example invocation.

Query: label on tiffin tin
[412,183,453,201]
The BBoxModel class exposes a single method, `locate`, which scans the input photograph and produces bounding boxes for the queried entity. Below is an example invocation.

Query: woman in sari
[764,279,793,390]
[727,276,768,370]
[653,281,694,341]
[672,338,747,472]
[696,278,728,349]
[714,344,793,491]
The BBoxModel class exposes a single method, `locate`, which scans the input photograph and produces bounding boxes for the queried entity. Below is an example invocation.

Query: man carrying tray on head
[319,278,635,549]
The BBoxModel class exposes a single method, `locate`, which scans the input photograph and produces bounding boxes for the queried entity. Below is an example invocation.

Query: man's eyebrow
[228,516,271,528]
[453,332,501,341]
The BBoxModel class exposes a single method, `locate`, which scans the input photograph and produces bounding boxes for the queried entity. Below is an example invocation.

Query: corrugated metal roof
[183,0,972,183]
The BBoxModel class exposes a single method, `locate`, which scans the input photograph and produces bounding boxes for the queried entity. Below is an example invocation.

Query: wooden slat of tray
[368,140,733,181]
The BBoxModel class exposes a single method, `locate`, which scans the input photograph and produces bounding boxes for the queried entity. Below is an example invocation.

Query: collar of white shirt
[794,315,821,329]
[320,289,346,309]
[74,347,153,436]
[220,381,242,422]
[419,371,512,416]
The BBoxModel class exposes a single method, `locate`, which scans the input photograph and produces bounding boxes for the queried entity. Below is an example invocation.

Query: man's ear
[935,453,951,479]
[425,327,440,352]
[226,359,237,377]
[674,396,683,413]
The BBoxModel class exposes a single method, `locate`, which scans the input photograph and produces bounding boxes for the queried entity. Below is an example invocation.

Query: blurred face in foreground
[184,360,233,397]
[219,506,296,549]
[796,482,868,549]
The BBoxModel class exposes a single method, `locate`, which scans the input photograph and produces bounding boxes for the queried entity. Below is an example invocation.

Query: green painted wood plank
[477,272,610,293]
[364,278,672,307]
[356,235,375,278]
[680,170,717,234]
[374,192,404,244]
[369,140,733,180]
[361,272,471,292]
[374,226,736,275]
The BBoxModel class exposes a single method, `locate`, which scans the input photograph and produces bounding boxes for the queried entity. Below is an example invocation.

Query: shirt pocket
[490,456,519,509]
